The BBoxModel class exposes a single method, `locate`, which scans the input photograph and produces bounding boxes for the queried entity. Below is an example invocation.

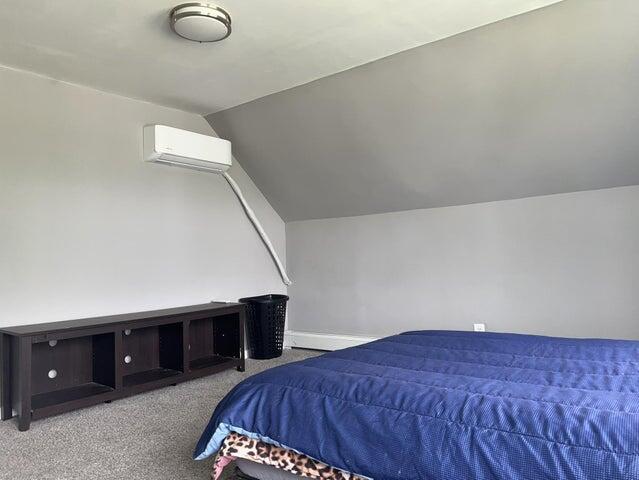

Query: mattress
[195,330,639,479]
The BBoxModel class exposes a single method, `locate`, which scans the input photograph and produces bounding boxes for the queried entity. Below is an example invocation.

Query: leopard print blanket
[212,432,365,480]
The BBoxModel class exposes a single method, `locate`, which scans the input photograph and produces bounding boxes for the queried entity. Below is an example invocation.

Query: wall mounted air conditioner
[143,124,232,172]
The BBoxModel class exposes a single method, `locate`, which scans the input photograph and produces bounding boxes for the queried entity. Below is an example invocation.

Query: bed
[194,330,639,479]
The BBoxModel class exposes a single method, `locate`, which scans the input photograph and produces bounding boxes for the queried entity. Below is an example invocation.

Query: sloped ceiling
[0,0,560,114]
[207,0,639,221]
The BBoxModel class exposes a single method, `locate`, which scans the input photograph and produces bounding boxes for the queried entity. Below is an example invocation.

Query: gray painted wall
[0,66,286,327]
[209,0,639,221]
[287,186,639,340]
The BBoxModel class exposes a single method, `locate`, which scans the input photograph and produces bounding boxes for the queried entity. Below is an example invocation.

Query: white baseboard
[284,330,379,351]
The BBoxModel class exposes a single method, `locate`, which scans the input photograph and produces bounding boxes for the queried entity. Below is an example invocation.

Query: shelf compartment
[121,322,183,388]
[188,313,241,373]
[30,333,115,410]
[122,367,181,388]
[190,354,235,371]
[32,383,114,410]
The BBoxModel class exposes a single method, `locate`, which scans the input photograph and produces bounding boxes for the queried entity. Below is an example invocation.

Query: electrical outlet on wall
[473,323,486,332]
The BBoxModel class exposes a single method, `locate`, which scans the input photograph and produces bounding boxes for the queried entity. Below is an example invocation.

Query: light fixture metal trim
[170,2,232,43]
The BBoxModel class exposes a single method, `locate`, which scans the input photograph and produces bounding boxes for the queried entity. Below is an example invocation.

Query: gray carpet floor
[0,349,319,480]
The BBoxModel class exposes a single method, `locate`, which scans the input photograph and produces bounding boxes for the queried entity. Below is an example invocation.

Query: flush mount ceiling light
[170,3,231,43]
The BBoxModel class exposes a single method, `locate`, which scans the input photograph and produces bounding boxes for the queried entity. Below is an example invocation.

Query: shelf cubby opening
[188,313,240,371]
[31,333,115,410]
[121,322,183,388]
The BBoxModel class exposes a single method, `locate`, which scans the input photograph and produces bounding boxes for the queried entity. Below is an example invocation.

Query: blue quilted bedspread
[194,331,639,479]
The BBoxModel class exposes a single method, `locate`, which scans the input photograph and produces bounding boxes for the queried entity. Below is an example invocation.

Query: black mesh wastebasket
[239,294,289,360]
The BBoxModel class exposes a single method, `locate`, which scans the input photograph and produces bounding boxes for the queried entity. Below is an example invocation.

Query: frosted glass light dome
[170,3,231,43]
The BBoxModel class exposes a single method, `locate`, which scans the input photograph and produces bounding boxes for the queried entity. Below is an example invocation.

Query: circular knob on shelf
[124,329,132,336]
[48,340,58,347]
[124,355,132,364]
[48,369,58,379]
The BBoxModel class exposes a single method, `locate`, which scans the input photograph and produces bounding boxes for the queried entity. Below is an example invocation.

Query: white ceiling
[0,0,561,114]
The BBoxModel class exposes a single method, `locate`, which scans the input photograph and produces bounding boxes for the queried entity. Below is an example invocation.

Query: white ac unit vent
[143,124,232,172]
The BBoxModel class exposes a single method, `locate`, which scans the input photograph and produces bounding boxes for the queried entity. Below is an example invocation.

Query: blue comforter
[194,331,639,479]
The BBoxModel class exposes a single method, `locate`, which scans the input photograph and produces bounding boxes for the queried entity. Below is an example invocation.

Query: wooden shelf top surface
[0,302,244,337]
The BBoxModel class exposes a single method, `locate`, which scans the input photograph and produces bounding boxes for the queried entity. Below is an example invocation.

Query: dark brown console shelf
[0,303,245,431]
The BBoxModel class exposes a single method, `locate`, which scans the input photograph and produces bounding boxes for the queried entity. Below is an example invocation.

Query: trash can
[239,294,289,360]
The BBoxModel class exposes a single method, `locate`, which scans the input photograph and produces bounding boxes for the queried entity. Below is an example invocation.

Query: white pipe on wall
[222,172,292,286]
